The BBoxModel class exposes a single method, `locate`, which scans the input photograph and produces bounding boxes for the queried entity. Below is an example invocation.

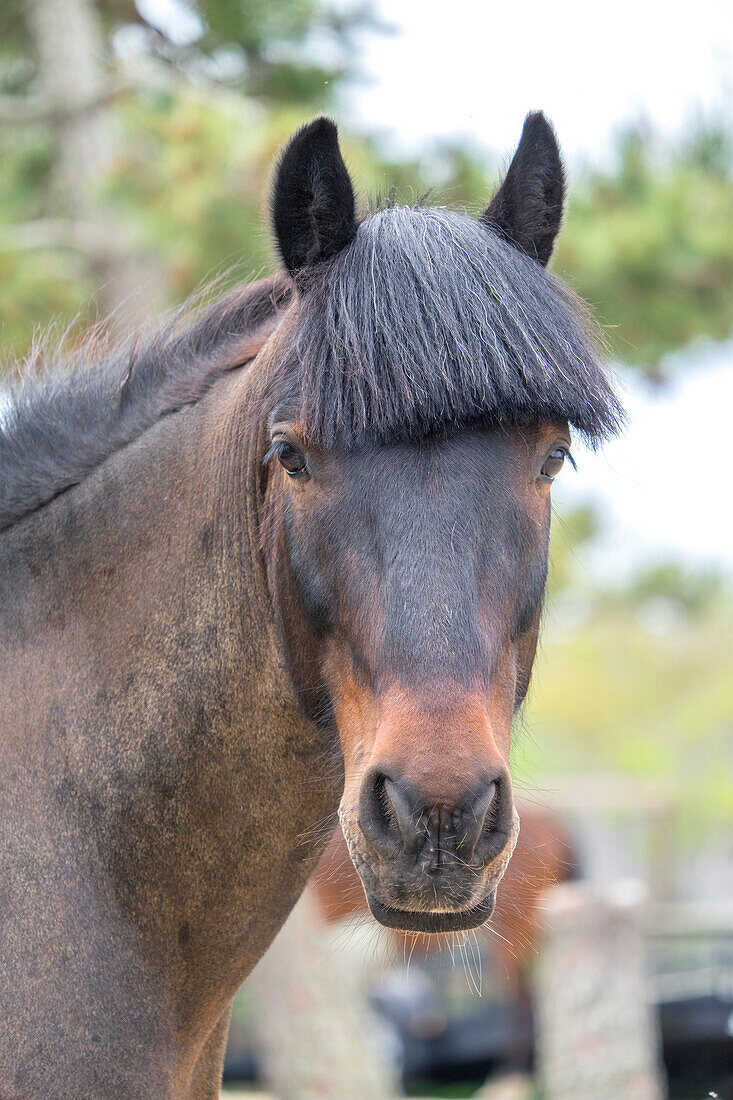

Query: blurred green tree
[513,596,733,831]
[555,124,733,370]
[2,4,733,381]
[0,0,378,358]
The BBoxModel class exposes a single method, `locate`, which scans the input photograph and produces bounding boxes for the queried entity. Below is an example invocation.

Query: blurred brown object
[312,802,575,989]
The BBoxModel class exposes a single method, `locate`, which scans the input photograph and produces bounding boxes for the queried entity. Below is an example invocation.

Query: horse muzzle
[341,764,520,934]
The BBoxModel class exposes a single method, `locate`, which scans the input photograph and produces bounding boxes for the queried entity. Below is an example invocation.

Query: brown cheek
[474,591,522,757]
[321,641,380,776]
[514,614,541,706]
[486,648,518,760]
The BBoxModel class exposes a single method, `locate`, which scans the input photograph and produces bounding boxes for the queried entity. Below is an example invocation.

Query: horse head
[260,116,620,933]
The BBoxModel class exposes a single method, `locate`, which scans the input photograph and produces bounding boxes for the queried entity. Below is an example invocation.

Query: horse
[0,112,621,1098]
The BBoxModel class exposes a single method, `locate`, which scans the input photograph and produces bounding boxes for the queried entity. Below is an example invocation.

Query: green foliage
[129,0,377,106]
[513,598,733,829]
[194,0,359,103]
[555,127,733,368]
[104,88,275,293]
[0,125,96,358]
[0,0,381,360]
[0,251,96,363]
[607,560,726,619]
[546,504,602,598]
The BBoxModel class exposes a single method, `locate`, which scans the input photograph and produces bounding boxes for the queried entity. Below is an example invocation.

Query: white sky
[553,343,733,575]
[344,0,733,167]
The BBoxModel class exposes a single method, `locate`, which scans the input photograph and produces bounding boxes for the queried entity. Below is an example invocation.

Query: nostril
[358,770,425,857]
[457,779,497,861]
[471,772,513,864]
[358,766,513,865]
[358,770,402,855]
[384,778,422,854]
[478,779,497,819]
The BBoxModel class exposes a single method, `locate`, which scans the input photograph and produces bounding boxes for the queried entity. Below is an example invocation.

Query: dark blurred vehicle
[364,918,733,1097]
[224,977,732,1097]
[650,912,733,1099]
[368,963,531,1088]
[225,847,733,1098]
[223,933,732,1096]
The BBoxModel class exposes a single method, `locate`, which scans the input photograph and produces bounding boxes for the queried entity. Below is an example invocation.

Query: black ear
[271,117,357,275]
[481,112,565,266]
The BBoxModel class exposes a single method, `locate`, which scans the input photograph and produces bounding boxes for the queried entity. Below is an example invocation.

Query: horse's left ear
[480,112,565,266]
[271,116,358,276]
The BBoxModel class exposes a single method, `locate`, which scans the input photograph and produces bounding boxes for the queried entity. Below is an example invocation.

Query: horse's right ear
[271,117,357,276]
[480,112,565,267]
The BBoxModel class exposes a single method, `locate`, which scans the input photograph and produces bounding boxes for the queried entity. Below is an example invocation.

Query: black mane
[280,204,622,447]
[0,202,621,534]
[0,276,291,533]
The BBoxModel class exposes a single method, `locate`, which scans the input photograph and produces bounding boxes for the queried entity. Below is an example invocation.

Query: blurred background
[1,0,731,1096]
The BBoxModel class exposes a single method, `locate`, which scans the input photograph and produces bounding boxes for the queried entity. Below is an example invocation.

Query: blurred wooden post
[247,886,396,1100]
[534,880,666,1100]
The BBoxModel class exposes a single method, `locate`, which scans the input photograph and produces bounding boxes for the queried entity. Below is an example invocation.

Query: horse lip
[365,889,497,933]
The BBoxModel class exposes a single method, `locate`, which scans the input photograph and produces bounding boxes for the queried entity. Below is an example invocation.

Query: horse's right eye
[276,441,308,478]
[540,446,569,481]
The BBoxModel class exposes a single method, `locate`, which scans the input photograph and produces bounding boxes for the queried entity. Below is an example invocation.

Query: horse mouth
[365,889,497,933]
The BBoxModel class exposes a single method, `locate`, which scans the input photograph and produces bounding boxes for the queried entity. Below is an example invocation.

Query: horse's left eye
[275,441,308,478]
[540,448,568,481]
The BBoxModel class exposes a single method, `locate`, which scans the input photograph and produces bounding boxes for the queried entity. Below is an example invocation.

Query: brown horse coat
[0,303,339,1097]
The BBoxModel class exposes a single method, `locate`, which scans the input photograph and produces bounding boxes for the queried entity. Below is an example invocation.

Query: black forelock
[274,204,622,447]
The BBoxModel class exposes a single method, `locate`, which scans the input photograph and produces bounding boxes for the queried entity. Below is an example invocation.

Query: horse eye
[276,441,308,478]
[540,447,568,481]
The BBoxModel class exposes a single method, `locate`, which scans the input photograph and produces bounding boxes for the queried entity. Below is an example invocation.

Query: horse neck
[1,368,269,705]
[0,366,338,965]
